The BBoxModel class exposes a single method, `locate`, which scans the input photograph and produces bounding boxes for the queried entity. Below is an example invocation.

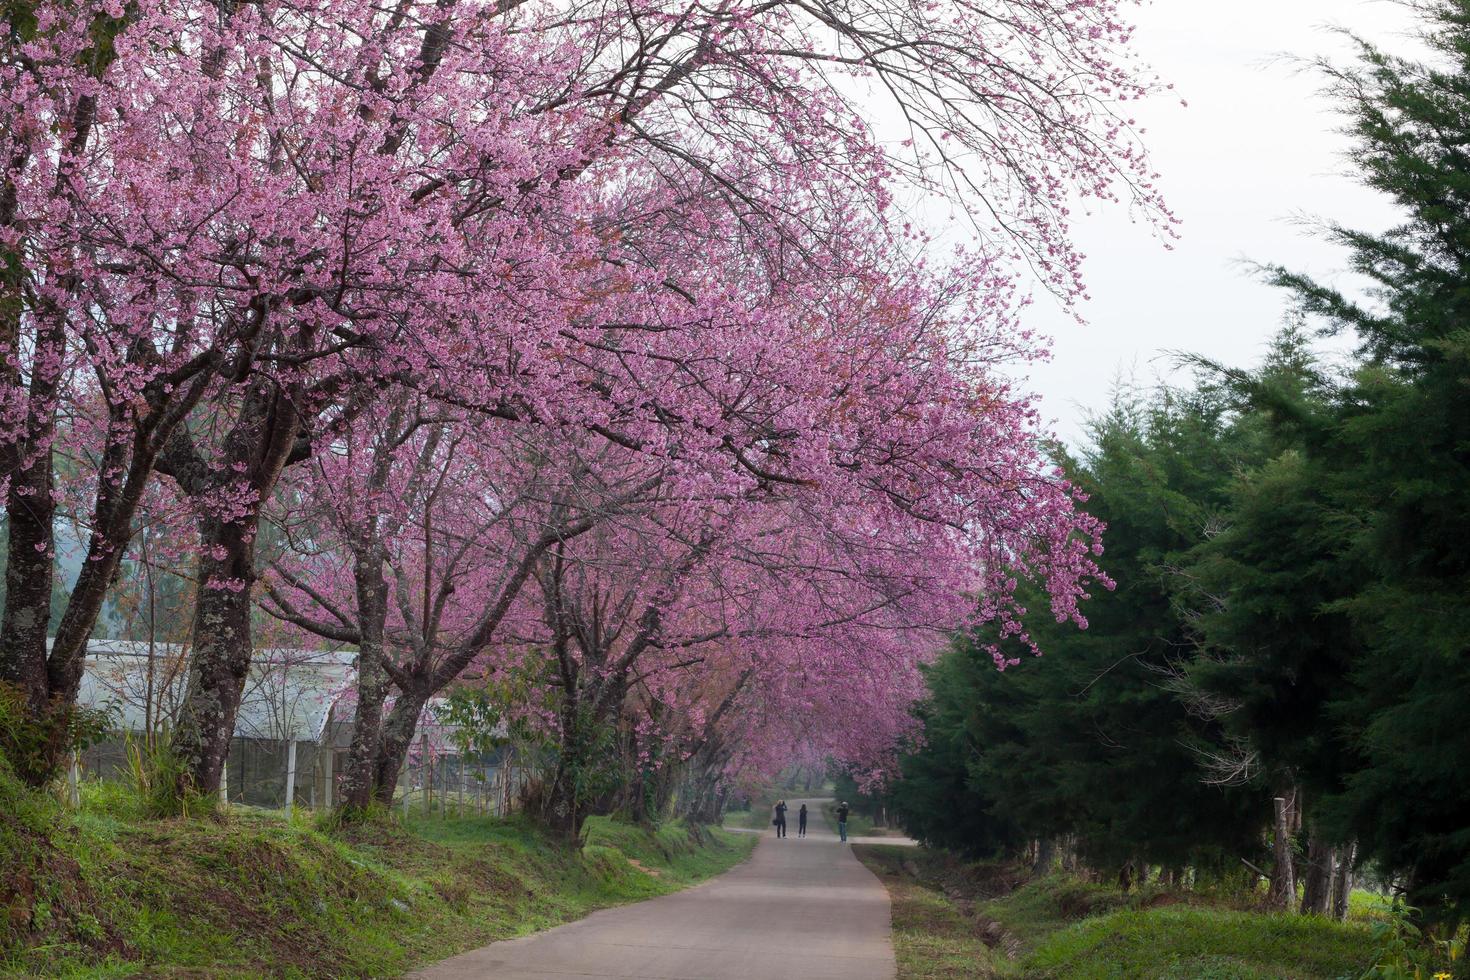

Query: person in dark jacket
[773,800,788,838]
[797,803,808,838]
[836,801,851,842]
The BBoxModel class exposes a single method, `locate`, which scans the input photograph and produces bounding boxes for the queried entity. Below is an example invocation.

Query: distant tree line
[893,0,1470,930]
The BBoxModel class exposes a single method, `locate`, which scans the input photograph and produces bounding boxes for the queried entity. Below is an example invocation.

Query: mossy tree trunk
[160,384,304,799]
[337,551,389,814]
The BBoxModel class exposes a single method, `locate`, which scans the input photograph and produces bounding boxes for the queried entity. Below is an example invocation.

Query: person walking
[773,800,788,838]
[836,801,851,843]
[797,803,808,838]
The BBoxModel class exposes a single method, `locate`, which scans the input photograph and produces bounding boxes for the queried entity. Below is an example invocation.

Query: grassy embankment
[856,844,1385,979]
[0,763,755,978]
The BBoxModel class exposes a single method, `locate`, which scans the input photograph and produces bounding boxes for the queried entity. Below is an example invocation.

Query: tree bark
[681,770,723,824]
[170,515,257,796]
[372,686,431,804]
[1330,841,1356,922]
[1299,831,1334,915]
[0,320,61,714]
[540,715,590,838]
[337,552,390,813]
[1034,837,1058,876]
[1,457,57,713]
[167,384,302,797]
[0,308,62,785]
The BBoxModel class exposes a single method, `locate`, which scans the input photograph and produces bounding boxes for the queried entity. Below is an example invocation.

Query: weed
[1358,902,1465,980]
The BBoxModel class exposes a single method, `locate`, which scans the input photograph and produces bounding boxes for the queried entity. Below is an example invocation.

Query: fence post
[421,732,432,817]
[68,749,80,808]
[221,757,229,806]
[284,740,297,812]
[322,745,333,810]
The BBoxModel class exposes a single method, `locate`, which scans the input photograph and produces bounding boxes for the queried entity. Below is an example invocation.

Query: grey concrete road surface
[409,797,896,979]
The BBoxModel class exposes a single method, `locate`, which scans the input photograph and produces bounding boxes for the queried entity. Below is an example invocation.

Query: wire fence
[77,733,536,817]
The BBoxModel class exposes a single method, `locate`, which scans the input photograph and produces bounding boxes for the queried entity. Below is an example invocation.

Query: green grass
[857,846,1001,978]
[1021,904,1376,979]
[979,872,1136,946]
[854,846,1380,980]
[0,764,755,978]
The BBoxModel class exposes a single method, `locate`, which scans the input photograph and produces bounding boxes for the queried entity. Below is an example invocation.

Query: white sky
[1009,0,1420,446]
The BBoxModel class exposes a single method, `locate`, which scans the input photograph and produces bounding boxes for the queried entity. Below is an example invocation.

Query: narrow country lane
[409,798,895,980]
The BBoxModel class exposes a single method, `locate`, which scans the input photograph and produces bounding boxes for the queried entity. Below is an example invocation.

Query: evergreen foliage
[1263,0,1470,914]
[894,1,1470,926]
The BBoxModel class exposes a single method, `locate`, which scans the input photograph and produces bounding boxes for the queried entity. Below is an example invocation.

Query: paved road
[410,797,896,979]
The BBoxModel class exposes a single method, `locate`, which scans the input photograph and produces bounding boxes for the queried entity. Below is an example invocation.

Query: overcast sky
[1001,0,1420,446]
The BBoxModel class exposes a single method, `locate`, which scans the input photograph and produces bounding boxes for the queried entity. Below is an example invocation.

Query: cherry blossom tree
[262,400,674,813]
[3,0,1161,797]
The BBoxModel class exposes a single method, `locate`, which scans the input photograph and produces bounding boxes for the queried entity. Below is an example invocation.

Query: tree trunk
[1299,831,1334,915]
[1,112,127,785]
[336,552,390,814]
[683,771,723,824]
[538,676,620,838]
[0,490,60,783]
[2,408,198,784]
[1061,836,1079,873]
[372,687,431,805]
[538,703,613,839]
[166,383,302,798]
[1,458,56,705]
[0,309,65,784]
[1330,841,1356,922]
[1267,789,1298,911]
[1034,837,1057,876]
[1,285,208,786]
[170,515,257,797]
[676,739,732,825]
[541,755,586,838]
[44,429,164,722]
[0,316,61,782]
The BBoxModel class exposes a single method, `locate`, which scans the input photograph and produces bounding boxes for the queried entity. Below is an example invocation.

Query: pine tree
[1262,0,1470,919]
[895,383,1266,876]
